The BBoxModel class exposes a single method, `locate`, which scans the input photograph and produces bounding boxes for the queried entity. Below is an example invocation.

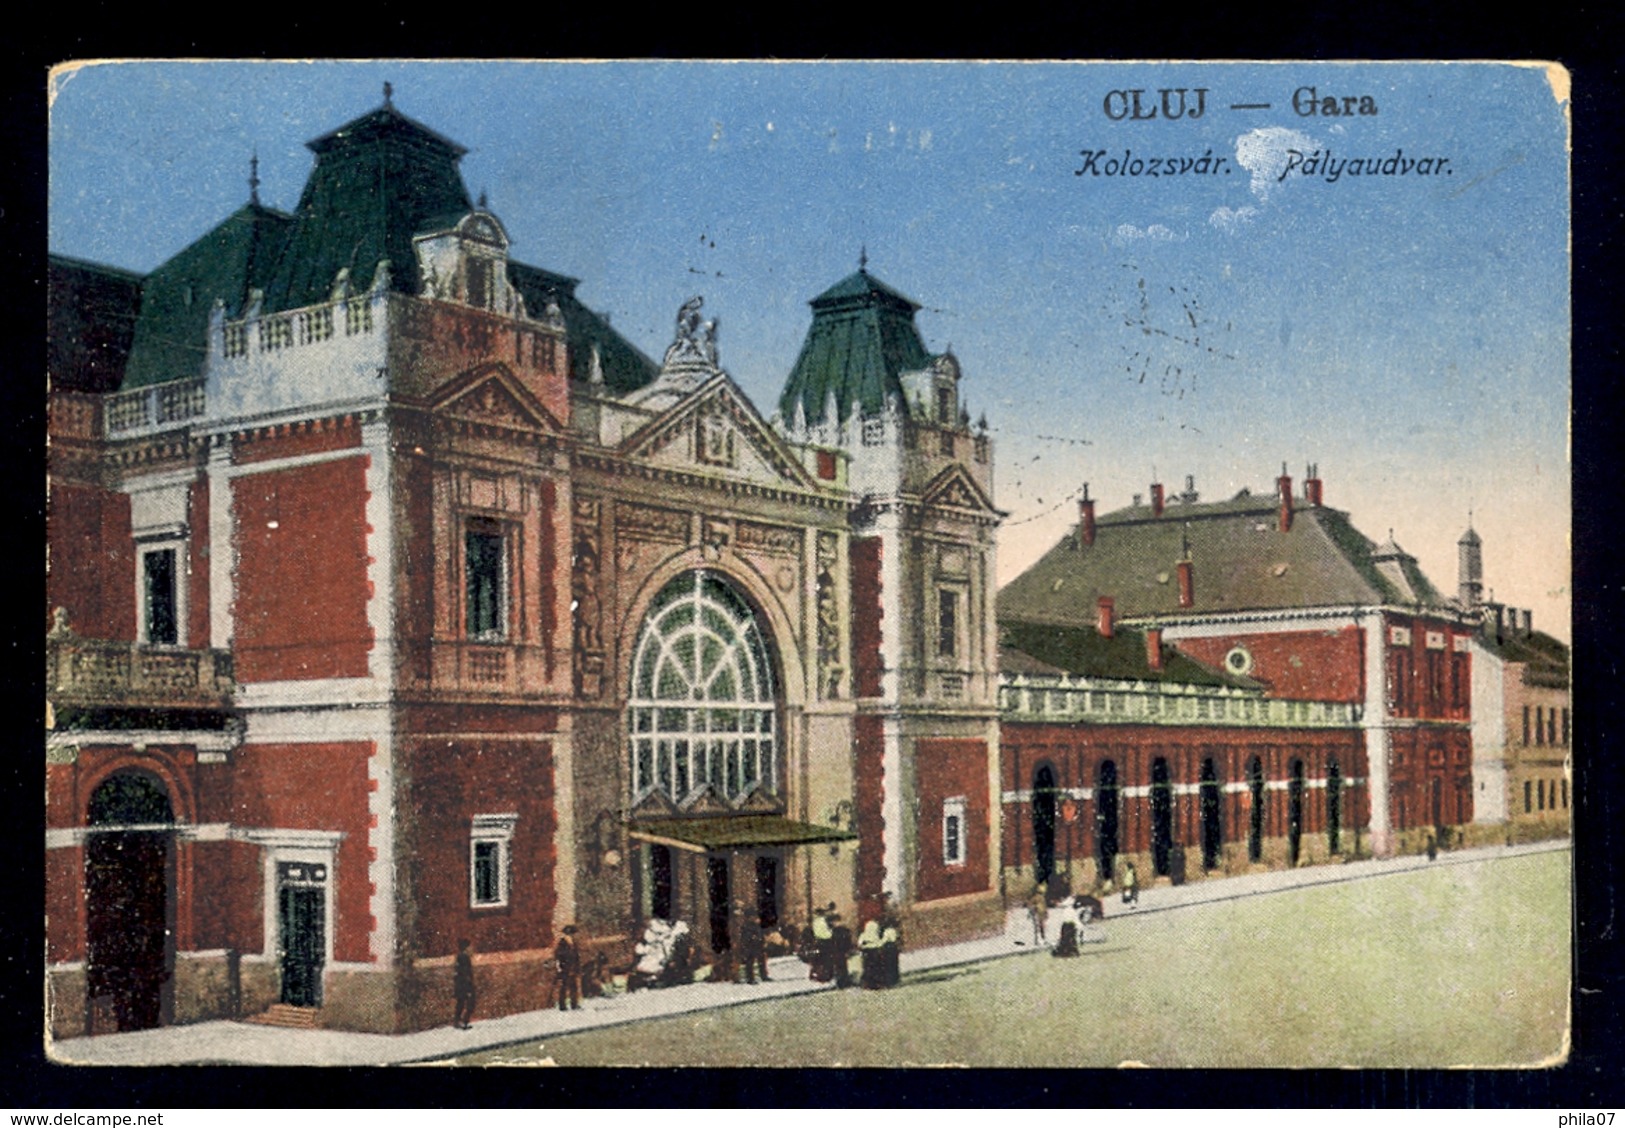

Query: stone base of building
[901,889,1004,951]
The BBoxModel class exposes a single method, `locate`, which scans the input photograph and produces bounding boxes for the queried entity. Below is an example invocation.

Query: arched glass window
[627,571,778,806]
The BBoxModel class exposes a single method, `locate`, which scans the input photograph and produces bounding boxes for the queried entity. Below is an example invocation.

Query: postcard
[44,59,1570,1069]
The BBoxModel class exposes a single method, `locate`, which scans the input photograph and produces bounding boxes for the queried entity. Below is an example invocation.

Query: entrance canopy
[627,815,857,854]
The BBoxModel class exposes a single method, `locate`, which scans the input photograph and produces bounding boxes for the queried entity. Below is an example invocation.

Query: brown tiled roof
[998,490,1449,628]
[1477,628,1570,688]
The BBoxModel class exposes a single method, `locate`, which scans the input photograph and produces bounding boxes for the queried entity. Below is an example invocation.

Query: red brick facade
[232,456,374,683]
[1178,627,1366,702]
[914,739,992,903]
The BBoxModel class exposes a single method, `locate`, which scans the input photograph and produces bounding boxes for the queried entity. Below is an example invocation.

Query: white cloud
[1233,126,1315,202]
[1110,222,1183,245]
[1207,205,1259,234]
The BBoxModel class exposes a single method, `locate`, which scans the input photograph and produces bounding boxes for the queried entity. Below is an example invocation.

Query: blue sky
[49,60,1571,638]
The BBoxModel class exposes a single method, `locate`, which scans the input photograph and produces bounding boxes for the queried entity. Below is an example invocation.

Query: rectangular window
[1547,710,1557,745]
[465,523,507,641]
[1523,705,1531,745]
[1562,708,1570,746]
[937,386,954,423]
[937,589,959,659]
[1524,780,1532,813]
[1562,779,1568,808]
[470,814,517,908]
[1534,706,1545,746]
[140,545,179,645]
[815,449,837,480]
[942,796,967,865]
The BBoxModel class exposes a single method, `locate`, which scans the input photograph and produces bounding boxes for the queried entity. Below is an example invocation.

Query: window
[1537,780,1545,811]
[465,522,507,641]
[1562,779,1568,808]
[1524,780,1532,813]
[627,571,779,805]
[1547,710,1557,745]
[815,449,837,480]
[1523,705,1531,745]
[1561,708,1570,746]
[470,814,517,907]
[942,796,967,865]
[937,385,954,423]
[1534,706,1545,746]
[139,544,181,645]
[1426,650,1443,705]
[467,258,492,309]
[937,588,961,659]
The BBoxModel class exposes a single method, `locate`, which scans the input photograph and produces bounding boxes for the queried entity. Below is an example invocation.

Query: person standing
[452,938,476,1029]
[857,919,884,989]
[1027,883,1049,945]
[1121,861,1138,906]
[737,901,769,984]
[554,925,582,1011]
[879,908,901,988]
[809,904,836,982]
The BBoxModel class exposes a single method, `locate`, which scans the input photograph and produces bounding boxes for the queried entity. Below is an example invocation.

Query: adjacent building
[996,467,1481,892]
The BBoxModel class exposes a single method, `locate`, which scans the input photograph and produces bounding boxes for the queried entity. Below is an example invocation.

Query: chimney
[1305,462,1323,507]
[1077,483,1096,548]
[1150,481,1166,518]
[1277,462,1294,532]
[1177,558,1195,608]
[1096,596,1115,639]
[1146,627,1164,671]
[1521,608,1533,637]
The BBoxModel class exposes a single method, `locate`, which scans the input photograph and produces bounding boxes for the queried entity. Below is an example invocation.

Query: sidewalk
[47,838,1567,1066]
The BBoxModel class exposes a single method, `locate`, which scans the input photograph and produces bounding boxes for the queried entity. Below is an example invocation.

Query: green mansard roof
[94,97,659,395]
[778,268,933,426]
[263,101,473,312]
[122,202,292,389]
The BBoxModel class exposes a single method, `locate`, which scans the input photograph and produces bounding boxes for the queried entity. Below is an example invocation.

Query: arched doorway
[1150,757,1174,877]
[1287,759,1306,866]
[1199,757,1222,870]
[1032,763,1057,886]
[1326,759,1342,854]
[1095,760,1119,883]
[85,772,174,1032]
[1247,756,1265,863]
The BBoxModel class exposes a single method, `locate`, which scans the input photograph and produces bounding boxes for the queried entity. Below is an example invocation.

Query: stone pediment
[430,364,563,434]
[920,463,999,515]
[620,376,817,490]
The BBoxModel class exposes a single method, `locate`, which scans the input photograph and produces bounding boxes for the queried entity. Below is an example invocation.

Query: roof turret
[778,267,933,427]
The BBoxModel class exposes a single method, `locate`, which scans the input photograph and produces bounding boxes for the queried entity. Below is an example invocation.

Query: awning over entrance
[627,815,858,854]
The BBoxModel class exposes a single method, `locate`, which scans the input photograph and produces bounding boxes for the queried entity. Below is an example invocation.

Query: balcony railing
[46,635,234,708]
[103,378,207,438]
[399,640,560,698]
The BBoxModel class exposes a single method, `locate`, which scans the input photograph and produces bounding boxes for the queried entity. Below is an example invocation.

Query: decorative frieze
[616,502,689,543]
[736,520,802,556]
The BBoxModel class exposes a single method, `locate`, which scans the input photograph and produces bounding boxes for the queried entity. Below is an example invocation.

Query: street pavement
[46,838,1567,1066]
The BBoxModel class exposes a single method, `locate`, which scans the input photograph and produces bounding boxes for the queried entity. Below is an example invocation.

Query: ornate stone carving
[572,530,605,696]
[737,520,801,556]
[617,503,689,543]
[663,295,720,369]
[816,531,843,699]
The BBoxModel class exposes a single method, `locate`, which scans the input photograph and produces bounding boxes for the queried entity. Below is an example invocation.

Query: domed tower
[778,263,1004,939]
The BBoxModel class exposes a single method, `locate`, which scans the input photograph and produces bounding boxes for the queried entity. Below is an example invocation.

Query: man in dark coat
[453,938,476,1029]
[554,925,582,1011]
[737,901,769,984]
